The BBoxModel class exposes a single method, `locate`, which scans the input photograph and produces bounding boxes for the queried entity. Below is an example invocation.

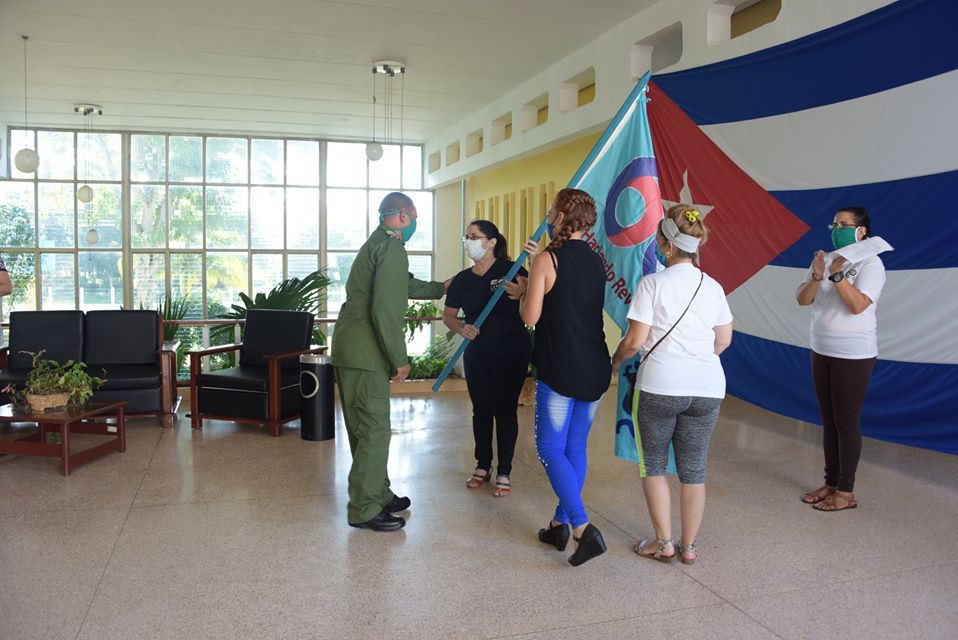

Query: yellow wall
[731,0,781,38]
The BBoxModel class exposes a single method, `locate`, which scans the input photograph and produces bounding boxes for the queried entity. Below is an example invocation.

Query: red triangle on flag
[648,81,810,294]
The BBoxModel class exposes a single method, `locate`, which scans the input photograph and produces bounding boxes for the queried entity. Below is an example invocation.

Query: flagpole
[431,217,551,391]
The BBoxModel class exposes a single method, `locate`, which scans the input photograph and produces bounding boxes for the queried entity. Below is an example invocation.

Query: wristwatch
[828,271,845,283]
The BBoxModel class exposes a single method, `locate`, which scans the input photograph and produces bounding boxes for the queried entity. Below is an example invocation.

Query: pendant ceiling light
[365,61,406,162]
[74,104,102,204]
[14,35,39,174]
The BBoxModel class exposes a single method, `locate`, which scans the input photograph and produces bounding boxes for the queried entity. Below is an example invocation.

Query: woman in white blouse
[796,206,886,512]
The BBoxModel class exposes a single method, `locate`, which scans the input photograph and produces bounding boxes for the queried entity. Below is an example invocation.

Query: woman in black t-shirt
[443,220,536,497]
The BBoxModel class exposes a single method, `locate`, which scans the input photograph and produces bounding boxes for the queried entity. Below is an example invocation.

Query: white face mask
[464,238,488,262]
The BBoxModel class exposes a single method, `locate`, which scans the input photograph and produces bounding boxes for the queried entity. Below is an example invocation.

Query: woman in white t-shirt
[796,206,885,512]
[613,204,733,565]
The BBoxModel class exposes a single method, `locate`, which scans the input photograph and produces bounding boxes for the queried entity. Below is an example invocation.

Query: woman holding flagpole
[506,188,611,567]
[612,204,733,565]
[443,220,536,497]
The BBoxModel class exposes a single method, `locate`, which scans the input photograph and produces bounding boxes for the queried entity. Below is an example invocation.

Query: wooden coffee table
[0,400,127,475]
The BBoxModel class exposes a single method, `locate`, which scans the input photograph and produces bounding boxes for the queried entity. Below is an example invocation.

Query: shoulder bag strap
[642,270,704,362]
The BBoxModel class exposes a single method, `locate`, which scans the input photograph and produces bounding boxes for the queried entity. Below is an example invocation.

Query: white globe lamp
[14,148,39,174]
[77,185,94,203]
[365,142,383,161]
[84,228,100,245]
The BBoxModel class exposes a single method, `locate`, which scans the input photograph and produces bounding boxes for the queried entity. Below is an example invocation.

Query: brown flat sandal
[466,467,492,489]
[801,485,836,504]
[813,490,858,512]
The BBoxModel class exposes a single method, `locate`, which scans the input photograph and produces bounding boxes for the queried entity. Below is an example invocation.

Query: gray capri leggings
[636,391,722,484]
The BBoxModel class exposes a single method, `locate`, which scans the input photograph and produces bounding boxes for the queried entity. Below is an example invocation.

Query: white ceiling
[0,0,660,143]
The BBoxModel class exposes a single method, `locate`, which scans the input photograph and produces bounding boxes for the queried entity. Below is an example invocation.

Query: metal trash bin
[300,353,335,441]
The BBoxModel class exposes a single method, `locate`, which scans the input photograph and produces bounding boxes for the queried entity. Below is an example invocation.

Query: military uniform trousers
[335,366,396,524]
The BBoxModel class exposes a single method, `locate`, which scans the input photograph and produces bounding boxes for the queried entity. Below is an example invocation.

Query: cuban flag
[649,0,958,455]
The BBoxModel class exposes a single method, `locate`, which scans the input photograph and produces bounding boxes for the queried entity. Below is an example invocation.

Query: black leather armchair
[0,311,85,398]
[188,309,324,436]
[85,310,170,420]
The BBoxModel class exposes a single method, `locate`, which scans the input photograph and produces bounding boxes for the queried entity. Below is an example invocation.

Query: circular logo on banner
[604,157,662,248]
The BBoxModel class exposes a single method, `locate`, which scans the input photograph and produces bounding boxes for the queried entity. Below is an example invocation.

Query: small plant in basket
[2,350,105,412]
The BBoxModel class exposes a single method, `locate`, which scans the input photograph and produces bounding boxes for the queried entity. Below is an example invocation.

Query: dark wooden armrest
[263,345,328,363]
[0,345,8,369]
[188,343,243,358]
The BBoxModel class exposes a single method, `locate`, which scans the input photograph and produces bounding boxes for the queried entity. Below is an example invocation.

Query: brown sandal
[801,485,836,504]
[813,490,858,512]
[492,475,511,497]
[466,467,492,489]
[633,538,675,563]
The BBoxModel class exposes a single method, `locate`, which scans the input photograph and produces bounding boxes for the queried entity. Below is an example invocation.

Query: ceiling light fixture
[14,35,39,174]
[74,104,103,204]
[365,61,406,162]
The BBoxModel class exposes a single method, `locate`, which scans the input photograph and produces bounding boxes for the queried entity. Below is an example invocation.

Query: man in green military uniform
[332,191,448,531]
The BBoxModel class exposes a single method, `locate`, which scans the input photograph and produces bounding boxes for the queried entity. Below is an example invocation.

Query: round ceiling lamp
[14,35,39,174]
[365,61,405,162]
[74,104,103,203]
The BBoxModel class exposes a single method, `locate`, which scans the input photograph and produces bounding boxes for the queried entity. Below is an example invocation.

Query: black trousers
[811,351,876,492]
[464,349,529,476]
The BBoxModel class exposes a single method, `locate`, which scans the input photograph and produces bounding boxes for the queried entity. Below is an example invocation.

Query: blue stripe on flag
[766,170,958,270]
[653,0,958,125]
[723,332,958,455]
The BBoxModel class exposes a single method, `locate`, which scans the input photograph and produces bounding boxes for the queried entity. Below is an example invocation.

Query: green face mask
[381,210,417,244]
[831,227,859,250]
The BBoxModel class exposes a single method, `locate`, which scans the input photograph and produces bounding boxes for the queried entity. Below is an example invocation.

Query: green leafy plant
[3,350,105,406]
[404,301,441,343]
[157,293,195,342]
[408,336,455,380]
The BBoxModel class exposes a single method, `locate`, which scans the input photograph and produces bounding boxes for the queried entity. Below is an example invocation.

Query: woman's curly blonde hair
[545,188,597,251]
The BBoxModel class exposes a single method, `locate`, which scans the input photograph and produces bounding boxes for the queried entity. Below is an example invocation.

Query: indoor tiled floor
[1,392,955,640]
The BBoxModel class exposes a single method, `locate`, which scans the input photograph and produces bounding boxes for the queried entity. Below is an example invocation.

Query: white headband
[661,217,701,253]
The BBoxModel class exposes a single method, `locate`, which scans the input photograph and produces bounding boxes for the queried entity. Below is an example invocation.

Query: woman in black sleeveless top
[506,188,611,567]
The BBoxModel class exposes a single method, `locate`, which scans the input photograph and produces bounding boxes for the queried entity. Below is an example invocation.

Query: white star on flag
[662,169,714,218]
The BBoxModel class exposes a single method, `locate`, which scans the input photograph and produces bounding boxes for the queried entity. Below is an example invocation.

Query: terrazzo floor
[1,391,955,640]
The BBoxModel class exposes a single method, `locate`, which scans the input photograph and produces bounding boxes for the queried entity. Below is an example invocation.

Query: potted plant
[2,350,105,412]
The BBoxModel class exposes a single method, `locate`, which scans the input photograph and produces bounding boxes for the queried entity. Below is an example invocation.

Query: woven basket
[25,392,71,412]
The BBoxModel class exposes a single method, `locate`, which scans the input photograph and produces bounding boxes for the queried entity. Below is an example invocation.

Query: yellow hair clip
[685,209,700,223]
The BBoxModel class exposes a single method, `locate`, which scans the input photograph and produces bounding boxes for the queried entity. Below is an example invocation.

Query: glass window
[407,255,433,281]
[326,252,356,316]
[9,129,36,180]
[131,185,167,248]
[78,132,122,181]
[78,184,122,249]
[0,182,35,247]
[170,253,203,317]
[131,253,167,310]
[328,189,367,250]
[131,135,166,182]
[287,140,319,186]
[369,144,401,189]
[0,252,36,322]
[206,252,248,316]
[402,145,423,189]
[206,137,248,184]
[39,253,75,309]
[169,186,203,249]
[287,254,318,280]
[206,186,249,249]
[251,139,283,185]
[286,188,319,250]
[78,251,123,309]
[250,187,284,249]
[252,253,284,295]
[38,183,75,248]
[169,136,203,182]
[326,142,366,187]
[37,131,75,180]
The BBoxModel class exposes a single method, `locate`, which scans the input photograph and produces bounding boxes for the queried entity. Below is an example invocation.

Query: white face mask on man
[464,238,489,262]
